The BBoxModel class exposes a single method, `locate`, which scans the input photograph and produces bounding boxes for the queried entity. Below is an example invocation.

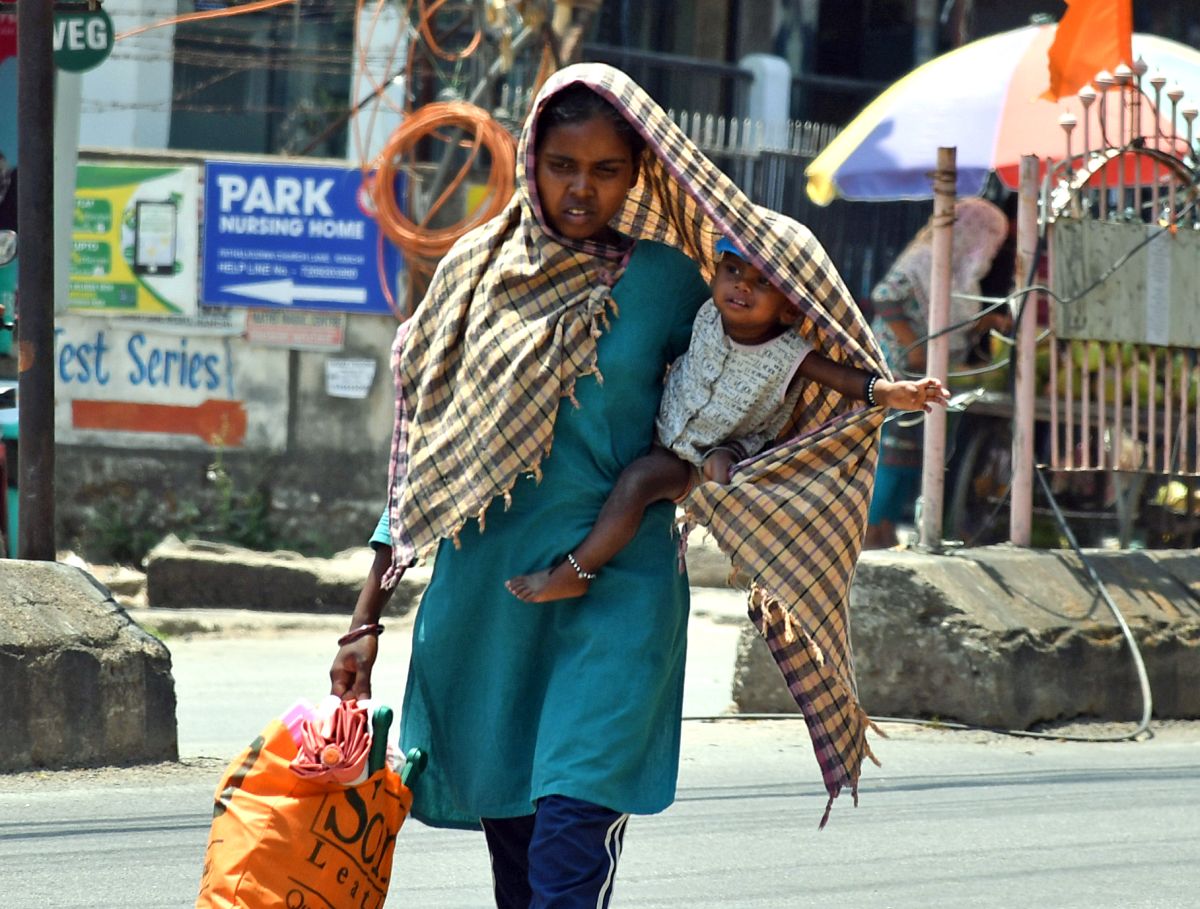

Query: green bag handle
[401,747,427,787]
[368,706,393,776]
[368,705,427,787]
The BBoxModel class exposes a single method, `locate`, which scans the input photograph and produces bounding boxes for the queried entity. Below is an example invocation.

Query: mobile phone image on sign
[133,200,177,275]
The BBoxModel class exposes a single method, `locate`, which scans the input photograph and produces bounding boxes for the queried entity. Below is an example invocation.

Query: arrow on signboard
[220,279,368,306]
[72,399,247,446]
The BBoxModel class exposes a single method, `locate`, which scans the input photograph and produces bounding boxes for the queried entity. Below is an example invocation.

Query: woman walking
[331,64,890,906]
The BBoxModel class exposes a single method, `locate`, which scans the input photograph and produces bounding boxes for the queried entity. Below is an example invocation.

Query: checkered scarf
[383,63,889,826]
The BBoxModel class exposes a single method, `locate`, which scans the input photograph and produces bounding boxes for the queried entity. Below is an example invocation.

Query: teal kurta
[372,240,709,829]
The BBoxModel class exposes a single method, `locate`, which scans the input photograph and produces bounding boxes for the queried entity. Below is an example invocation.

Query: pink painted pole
[919,146,956,550]
[1097,343,1108,468]
[1096,71,1114,219]
[1179,353,1188,473]
[1050,343,1060,468]
[1148,349,1157,470]
[1065,343,1075,467]
[1190,362,1200,477]
[1150,74,1166,220]
[1168,86,1183,225]
[1113,342,1123,471]
[1081,343,1092,469]
[1131,345,1140,463]
[1164,351,1174,473]
[1010,155,1040,546]
[1116,64,1131,218]
[1079,85,1097,215]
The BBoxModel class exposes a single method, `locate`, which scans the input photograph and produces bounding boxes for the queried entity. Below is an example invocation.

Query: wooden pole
[1010,155,1040,546]
[918,147,956,550]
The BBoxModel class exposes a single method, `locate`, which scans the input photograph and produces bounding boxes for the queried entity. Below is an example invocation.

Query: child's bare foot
[506,562,592,602]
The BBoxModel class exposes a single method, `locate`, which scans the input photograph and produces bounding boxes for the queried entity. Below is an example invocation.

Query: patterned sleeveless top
[656,298,813,465]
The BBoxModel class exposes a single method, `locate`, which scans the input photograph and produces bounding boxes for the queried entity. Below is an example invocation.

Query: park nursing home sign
[202,161,402,316]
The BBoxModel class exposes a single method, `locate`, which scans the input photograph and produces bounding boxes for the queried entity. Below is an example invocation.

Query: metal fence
[581,44,753,119]
[1005,76,1200,548]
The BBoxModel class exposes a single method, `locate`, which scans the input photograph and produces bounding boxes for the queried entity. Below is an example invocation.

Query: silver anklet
[566,553,597,580]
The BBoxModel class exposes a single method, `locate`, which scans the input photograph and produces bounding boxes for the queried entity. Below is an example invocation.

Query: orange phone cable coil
[369,100,516,276]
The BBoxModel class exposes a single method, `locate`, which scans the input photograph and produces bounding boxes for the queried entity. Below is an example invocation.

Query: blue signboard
[202,161,402,315]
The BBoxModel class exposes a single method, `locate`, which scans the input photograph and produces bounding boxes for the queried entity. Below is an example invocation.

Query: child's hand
[874,377,950,413]
[701,449,736,484]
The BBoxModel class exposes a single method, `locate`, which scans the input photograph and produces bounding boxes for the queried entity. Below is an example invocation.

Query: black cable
[1031,465,1154,741]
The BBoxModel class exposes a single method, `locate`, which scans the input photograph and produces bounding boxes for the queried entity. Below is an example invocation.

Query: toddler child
[506,236,949,602]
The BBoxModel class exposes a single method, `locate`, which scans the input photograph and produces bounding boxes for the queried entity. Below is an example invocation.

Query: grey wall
[55,313,399,561]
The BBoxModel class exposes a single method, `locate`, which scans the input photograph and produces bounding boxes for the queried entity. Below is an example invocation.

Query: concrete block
[732,546,1200,728]
[0,561,177,770]
[145,536,429,615]
[146,528,731,616]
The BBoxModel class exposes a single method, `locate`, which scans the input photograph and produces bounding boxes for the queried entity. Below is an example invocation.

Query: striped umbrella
[806,24,1200,204]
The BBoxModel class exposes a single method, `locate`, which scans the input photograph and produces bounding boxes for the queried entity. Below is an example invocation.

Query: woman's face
[534,114,639,243]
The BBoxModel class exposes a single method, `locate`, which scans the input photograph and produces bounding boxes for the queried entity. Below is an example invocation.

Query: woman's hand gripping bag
[196,700,422,909]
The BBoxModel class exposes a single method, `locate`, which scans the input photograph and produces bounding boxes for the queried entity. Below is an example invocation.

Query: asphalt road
[1,609,1198,908]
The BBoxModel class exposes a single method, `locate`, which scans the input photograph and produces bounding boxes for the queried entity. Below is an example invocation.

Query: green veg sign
[53,7,114,73]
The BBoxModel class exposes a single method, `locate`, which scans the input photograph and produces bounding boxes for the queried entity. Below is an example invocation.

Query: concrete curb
[733,545,1200,728]
[0,561,178,771]
[86,534,1200,729]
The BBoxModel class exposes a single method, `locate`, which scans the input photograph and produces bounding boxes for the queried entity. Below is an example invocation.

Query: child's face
[711,253,797,344]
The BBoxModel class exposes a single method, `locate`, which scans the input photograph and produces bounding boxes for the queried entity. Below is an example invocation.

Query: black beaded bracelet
[338,623,385,647]
[865,375,880,407]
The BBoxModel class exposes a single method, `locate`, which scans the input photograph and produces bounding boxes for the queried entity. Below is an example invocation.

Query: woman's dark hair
[534,83,647,163]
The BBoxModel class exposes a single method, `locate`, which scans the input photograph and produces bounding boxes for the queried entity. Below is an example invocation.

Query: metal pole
[16,0,56,560]
[913,0,938,66]
[918,146,955,551]
[1115,63,1130,219]
[1096,71,1113,219]
[1010,156,1040,547]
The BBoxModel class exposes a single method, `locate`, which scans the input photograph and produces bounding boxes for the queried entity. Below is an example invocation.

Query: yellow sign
[69,164,200,316]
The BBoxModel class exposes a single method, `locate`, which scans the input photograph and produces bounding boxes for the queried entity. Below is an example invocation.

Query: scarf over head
[383,63,890,827]
[886,197,1008,361]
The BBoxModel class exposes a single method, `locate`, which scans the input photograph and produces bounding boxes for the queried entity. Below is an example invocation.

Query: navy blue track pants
[480,795,630,909]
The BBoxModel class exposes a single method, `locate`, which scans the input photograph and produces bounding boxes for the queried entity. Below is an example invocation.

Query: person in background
[0,152,14,232]
[0,154,16,364]
[864,196,1010,549]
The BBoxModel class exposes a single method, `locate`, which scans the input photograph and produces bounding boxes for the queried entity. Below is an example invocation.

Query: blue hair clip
[714,236,746,259]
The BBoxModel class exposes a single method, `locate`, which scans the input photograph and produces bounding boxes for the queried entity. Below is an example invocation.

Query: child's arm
[701,446,740,484]
[698,354,952,485]
[797,351,950,412]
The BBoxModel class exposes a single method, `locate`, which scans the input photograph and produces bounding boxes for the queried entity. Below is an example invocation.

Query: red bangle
[338,623,385,647]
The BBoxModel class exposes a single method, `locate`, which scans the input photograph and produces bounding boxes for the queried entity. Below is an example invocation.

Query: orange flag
[1043,0,1133,100]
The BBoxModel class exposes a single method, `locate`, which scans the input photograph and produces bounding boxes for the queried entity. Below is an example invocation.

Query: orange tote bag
[196,717,415,909]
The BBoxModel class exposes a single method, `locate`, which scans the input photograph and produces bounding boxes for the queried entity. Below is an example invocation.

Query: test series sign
[202,161,401,315]
[54,314,289,452]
